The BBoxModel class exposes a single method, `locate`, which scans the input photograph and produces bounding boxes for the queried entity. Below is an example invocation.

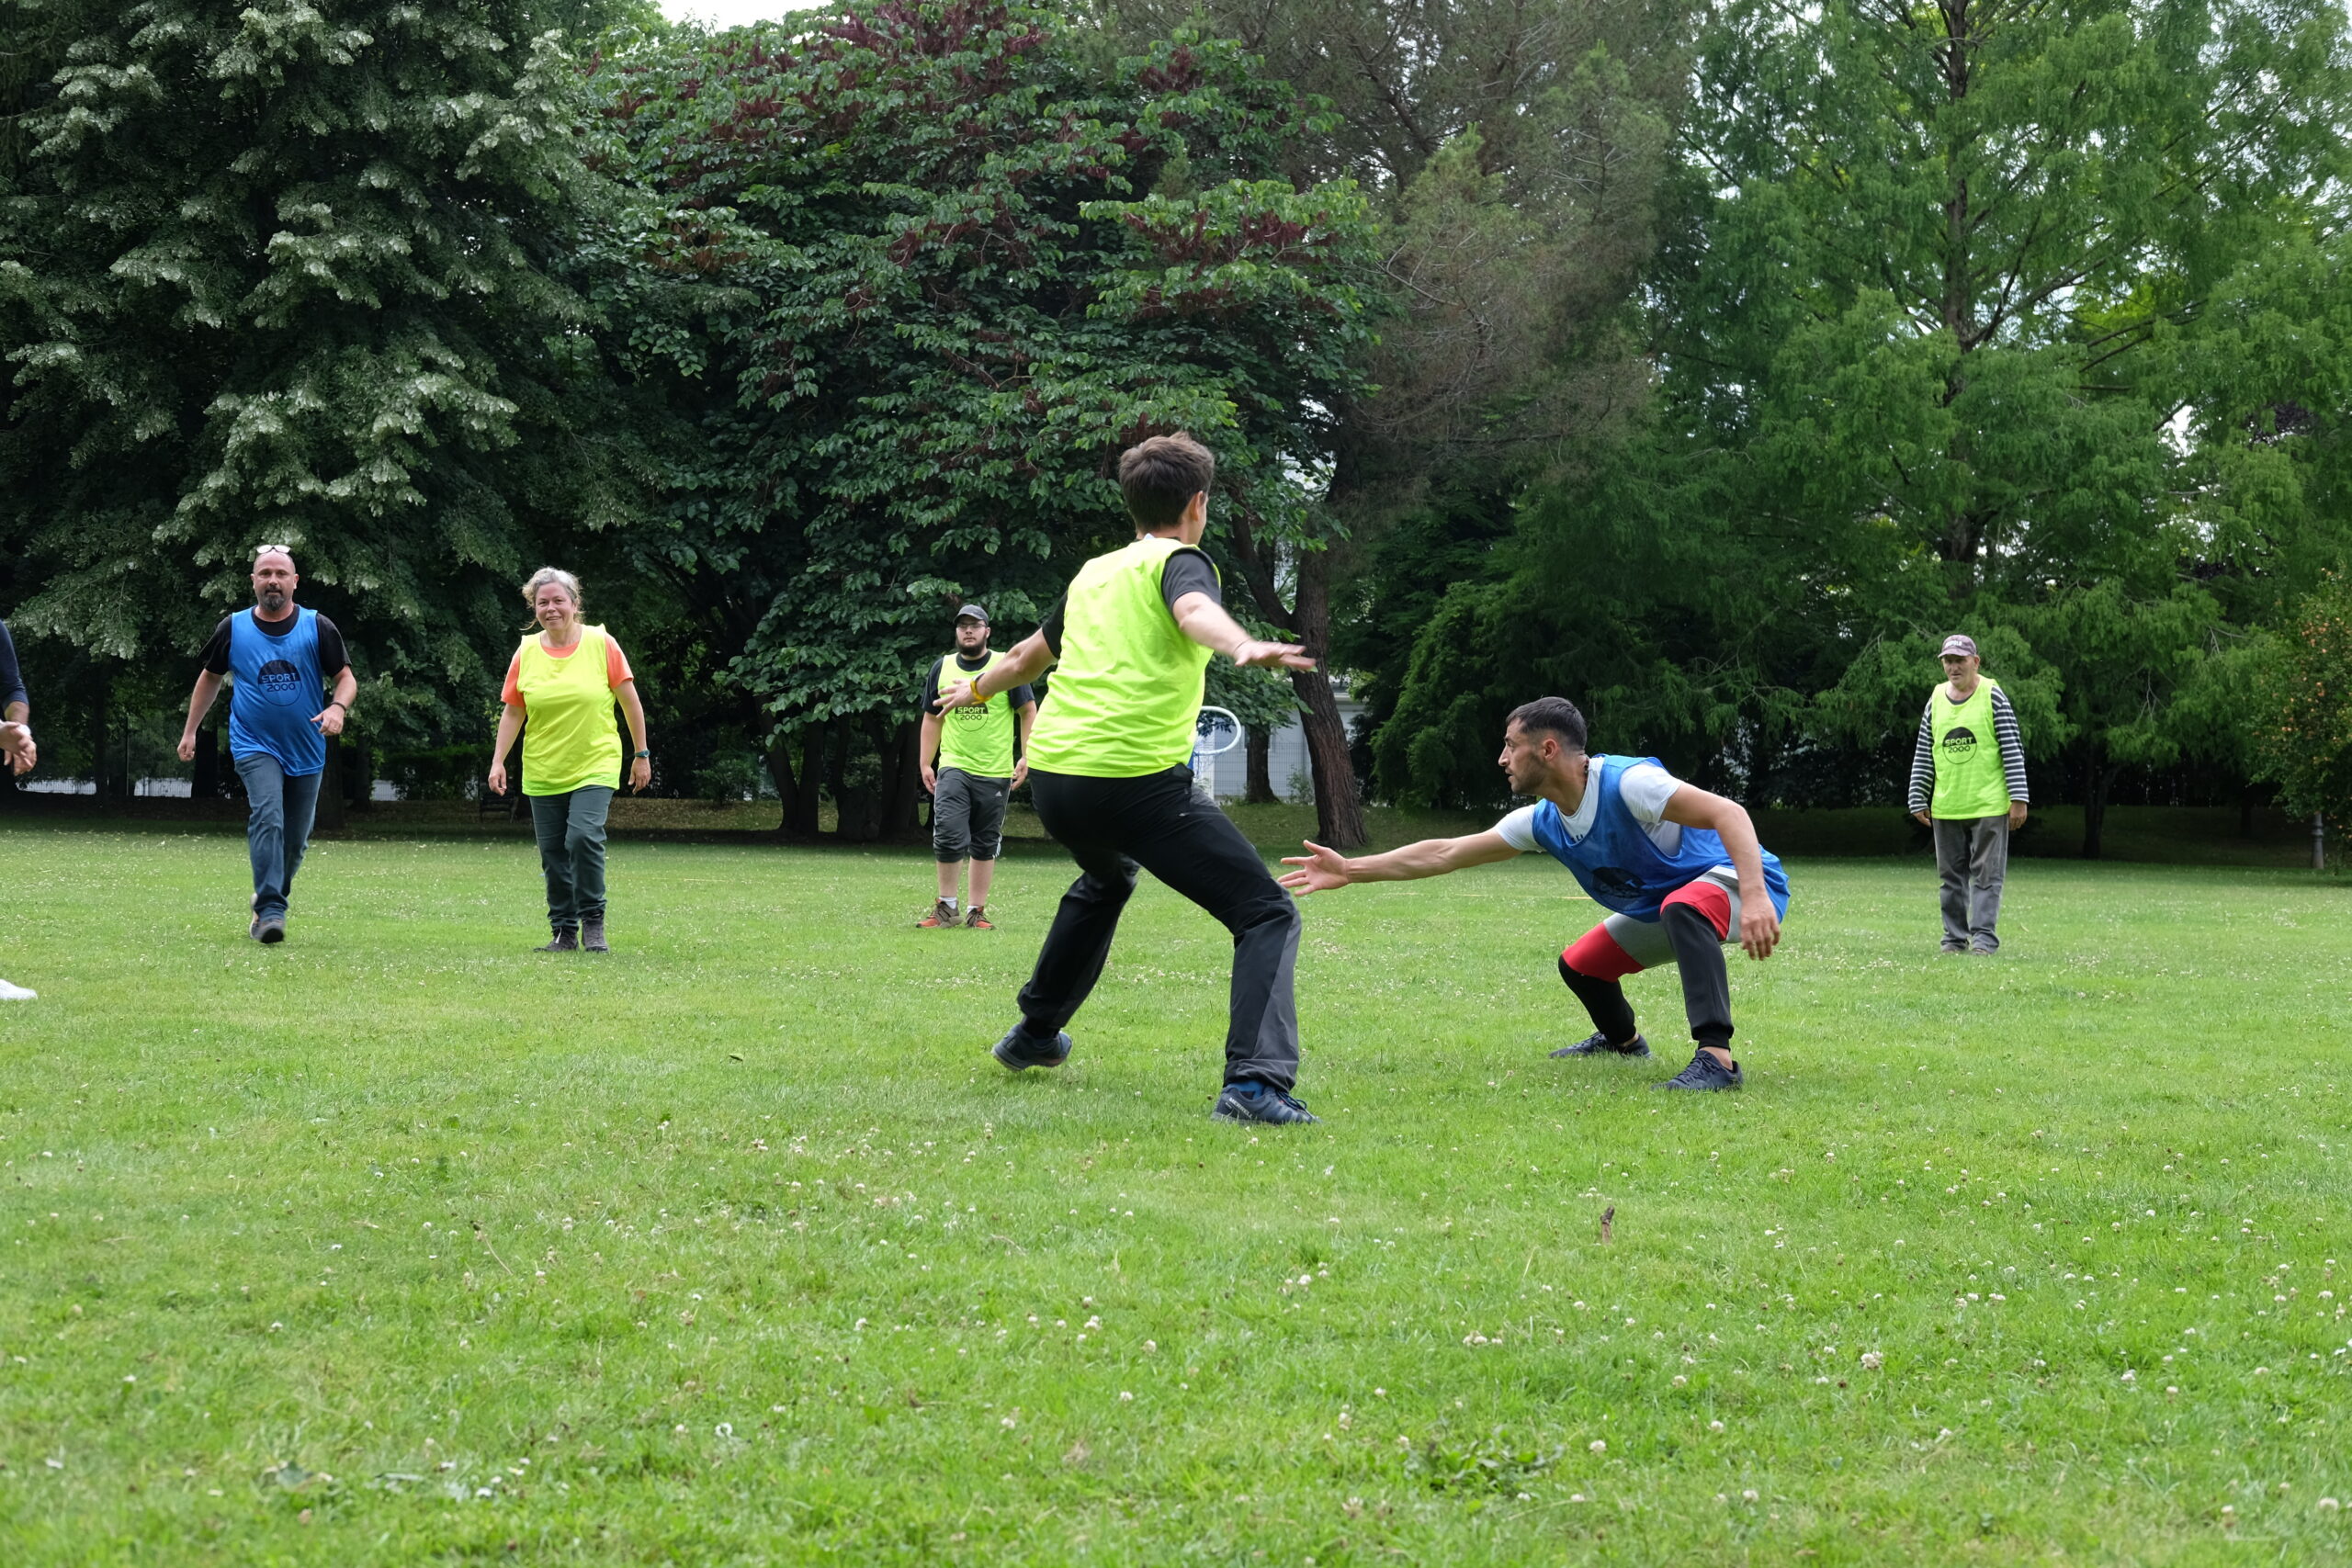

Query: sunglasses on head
[254,544,293,559]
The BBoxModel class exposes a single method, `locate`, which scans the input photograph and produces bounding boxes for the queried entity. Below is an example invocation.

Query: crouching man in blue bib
[1281,696,1789,1090]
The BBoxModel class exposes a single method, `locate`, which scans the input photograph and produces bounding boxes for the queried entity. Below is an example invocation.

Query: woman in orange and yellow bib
[487,568,652,953]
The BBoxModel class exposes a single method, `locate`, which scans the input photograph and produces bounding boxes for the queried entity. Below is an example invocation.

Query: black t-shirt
[199,609,349,677]
[1038,547,1220,655]
[920,648,1036,716]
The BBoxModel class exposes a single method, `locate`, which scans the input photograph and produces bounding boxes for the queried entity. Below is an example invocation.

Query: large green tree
[1101,2,1690,837]
[584,2,1377,838]
[1375,0,2352,851]
[0,0,652,762]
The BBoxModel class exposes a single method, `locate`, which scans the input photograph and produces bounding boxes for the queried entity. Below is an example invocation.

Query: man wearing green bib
[917,604,1036,929]
[1907,634,2030,953]
[933,434,1323,1124]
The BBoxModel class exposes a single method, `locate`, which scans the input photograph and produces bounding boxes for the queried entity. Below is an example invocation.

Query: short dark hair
[1507,696,1588,753]
[1118,434,1216,530]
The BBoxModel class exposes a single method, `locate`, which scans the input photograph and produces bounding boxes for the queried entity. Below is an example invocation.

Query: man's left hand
[313,703,346,737]
[935,678,978,712]
[629,755,652,794]
[0,722,34,773]
[1739,897,1781,961]
[1012,761,1028,790]
[2007,801,2029,829]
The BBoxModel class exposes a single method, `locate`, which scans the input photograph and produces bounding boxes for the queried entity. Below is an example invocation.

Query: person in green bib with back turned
[917,603,1036,929]
[487,568,653,953]
[1907,633,2029,954]
[933,434,1323,1124]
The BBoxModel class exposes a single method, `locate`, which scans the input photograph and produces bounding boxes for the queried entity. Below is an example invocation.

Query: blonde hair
[521,567,583,629]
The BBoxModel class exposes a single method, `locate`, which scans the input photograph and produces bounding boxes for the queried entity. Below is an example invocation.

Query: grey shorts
[1597,865,1745,968]
[933,768,1012,862]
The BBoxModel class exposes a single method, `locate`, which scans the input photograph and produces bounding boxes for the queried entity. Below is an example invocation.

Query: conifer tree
[0,0,648,740]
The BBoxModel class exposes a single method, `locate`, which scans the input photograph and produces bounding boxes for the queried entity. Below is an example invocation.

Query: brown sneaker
[964,906,993,930]
[916,900,958,928]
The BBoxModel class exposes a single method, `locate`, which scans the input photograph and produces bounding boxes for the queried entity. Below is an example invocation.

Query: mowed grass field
[0,819,2347,1565]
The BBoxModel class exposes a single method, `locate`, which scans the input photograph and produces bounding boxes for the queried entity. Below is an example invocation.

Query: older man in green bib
[933,434,1322,1124]
[1907,633,2030,953]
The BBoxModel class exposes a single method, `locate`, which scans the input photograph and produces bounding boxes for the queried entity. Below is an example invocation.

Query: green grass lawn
[1,818,2347,1564]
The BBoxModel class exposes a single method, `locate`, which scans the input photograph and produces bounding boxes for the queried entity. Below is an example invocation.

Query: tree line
[3,0,2347,854]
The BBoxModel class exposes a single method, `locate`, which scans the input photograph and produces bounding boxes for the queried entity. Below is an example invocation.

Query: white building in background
[1192,690,1365,804]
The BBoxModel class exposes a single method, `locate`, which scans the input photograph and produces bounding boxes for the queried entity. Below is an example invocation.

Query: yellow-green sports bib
[1929,676,2010,819]
[516,626,624,796]
[938,649,1018,778]
[1025,536,1215,777]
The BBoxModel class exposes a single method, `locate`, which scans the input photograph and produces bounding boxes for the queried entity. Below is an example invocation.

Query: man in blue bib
[1281,696,1789,1090]
[176,547,357,943]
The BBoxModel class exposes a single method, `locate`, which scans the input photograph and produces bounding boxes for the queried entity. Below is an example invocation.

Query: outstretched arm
[1279,830,1521,893]
[1660,784,1781,959]
[1168,591,1317,671]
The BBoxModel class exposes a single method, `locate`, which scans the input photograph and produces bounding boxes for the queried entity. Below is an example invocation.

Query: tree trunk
[192,726,219,799]
[2079,743,2110,860]
[764,728,814,837]
[314,737,347,830]
[1288,553,1367,846]
[791,728,825,836]
[1245,724,1277,804]
[344,738,372,812]
[883,716,922,837]
[87,677,116,801]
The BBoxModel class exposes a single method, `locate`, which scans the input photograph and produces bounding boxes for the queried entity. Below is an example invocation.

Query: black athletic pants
[1018,766,1302,1091]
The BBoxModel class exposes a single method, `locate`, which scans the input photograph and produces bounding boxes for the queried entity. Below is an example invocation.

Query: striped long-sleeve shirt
[1907,684,2029,815]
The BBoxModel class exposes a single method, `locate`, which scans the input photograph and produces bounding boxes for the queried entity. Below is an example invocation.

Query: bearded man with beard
[177,546,357,943]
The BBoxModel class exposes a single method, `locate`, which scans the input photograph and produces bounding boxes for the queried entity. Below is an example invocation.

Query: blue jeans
[234,753,322,920]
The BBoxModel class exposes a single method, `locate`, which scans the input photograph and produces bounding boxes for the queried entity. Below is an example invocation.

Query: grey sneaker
[537,926,580,953]
[1657,1047,1742,1091]
[1211,1082,1321,1123]
[1550,1031,1650,1059]
[582,918,609,953]
[255,916,287,945]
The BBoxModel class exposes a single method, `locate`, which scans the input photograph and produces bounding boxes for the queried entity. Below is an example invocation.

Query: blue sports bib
[1527,754,1791,922]
[227,607,327,776]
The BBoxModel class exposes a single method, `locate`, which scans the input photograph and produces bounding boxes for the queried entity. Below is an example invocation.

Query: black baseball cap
[955,604,989,624]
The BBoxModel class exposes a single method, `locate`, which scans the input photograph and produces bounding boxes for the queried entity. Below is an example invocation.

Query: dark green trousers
[529,785,614,929]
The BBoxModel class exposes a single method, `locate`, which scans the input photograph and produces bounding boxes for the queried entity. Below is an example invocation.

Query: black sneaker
[1657,1048,1742,1091]
[582,918,609,953]
[1211,1082,1321,1124]
[991,1023,1071,1071]
[256,916,287,945]
[537,927,580,953]
[1550,1031,1650,1059]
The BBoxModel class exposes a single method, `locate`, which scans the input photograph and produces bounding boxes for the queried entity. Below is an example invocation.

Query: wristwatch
[635,749,650,759]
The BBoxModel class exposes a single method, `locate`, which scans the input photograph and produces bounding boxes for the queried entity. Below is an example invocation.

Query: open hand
[1739,899,1781,961]
[1012,760,1028,790]
[1276,840,1351,894]
[629,755,652,793]
[1235,639,1316,671]
[934,678,978,712]
[1911,809,1931,827]
[921,762,938,794]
